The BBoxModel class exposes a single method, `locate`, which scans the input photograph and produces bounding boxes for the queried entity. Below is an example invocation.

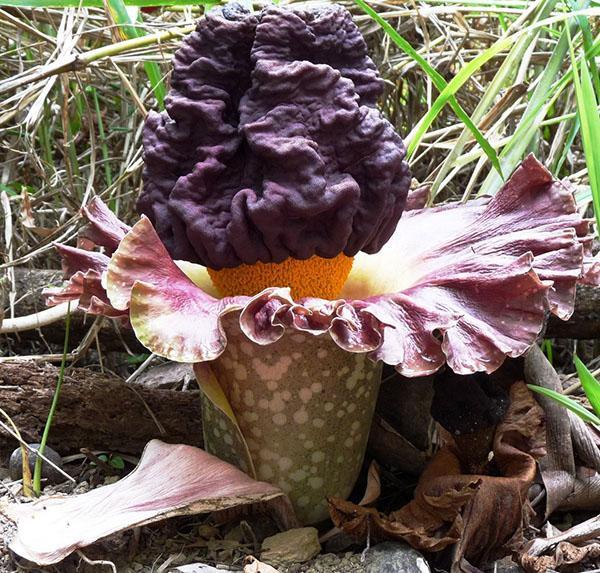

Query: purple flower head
[138,3,411,269]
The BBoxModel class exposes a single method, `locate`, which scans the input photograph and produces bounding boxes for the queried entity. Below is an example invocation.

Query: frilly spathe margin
[50,155,594,377]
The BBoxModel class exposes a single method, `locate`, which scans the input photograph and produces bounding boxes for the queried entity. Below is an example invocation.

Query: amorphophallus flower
[43,3,598,527]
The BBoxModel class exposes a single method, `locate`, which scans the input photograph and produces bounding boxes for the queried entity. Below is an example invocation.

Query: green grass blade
[106,0,139,39]
[542,339,554,364]
[33,304,72,495]
[569,28,600,237]
[142,60,166,109]
[106,0,166,108]
[568,0,600,95]
[88,86,114,187]
[528,384,600,426]
[353,0,503,178]
[552,115,580,175]
[405,36,512,167]
[3,0,215,6]
[432,0,558,201]
[575,356,600,417]
[478,14,579,196]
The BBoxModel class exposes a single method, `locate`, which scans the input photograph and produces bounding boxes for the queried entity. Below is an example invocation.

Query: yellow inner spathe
[207,253,354,299]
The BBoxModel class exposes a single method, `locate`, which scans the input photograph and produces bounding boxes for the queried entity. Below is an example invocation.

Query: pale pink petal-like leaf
[79,197,131,255]
[107,217,249,361]
[582,254,600,286]
[56,243,109,277]
[404,184,430,211]
[44,269,128,320]
[332,155,594,375]
[43,199,131,318]
[4,440,296,566]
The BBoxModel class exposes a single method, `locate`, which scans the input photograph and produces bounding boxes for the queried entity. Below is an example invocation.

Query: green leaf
[569,29,600,238]
[542,340,554,364]
[574,355,600,417]
[528,384,600,426]
[127,353,151,365]
[353,0,503,178]
[109,455,125,470]
[0,184,18,196]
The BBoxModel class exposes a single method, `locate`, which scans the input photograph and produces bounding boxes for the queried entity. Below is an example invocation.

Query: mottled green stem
[199,314,382,524]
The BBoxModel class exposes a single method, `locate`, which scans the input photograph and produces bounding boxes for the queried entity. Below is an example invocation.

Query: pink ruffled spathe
[45,155,599,377]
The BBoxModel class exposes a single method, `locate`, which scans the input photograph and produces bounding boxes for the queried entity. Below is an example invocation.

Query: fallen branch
[525,514,600,557]
[0,362,202,457]
[0,301,77,334]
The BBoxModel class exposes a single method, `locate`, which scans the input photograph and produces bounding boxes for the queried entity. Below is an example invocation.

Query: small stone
[9,444,65,485]
[261,527,321,564]
[365,542,431,573]
[484,557,525,572]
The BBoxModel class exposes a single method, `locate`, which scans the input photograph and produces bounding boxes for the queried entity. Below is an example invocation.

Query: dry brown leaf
[330,382,545,571]
[19,189,55,237]
[520,541,600,573]
[358,461,381,506]
[3,440,297,565]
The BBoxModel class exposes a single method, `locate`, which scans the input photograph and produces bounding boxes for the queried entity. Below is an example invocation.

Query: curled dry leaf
[525,346,600,516]
[329,382,545,571]
[329,466,479,552]
[359,461,382,506]
[3,440,297,566]
[519,514,600,572]
[520,541,600,573]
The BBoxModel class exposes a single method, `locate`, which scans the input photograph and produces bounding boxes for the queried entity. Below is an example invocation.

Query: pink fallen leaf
[2,440,297,566]
[244,556,281,573]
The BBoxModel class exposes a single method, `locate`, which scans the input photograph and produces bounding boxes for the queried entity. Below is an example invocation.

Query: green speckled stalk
[199,314,382,524]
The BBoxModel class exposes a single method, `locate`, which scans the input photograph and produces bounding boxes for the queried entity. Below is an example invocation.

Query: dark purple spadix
[138,3,411,269]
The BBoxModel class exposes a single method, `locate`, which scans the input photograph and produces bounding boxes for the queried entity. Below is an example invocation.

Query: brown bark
[546,285,600,339]
[0,362,202,459]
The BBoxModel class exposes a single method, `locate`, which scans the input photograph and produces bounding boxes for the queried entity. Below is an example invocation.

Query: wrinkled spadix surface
[138,3,410,269]
[197,314,382,524]
[5,440,296,565]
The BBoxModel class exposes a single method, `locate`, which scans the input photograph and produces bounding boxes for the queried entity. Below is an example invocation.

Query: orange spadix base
[208,253,354,299]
